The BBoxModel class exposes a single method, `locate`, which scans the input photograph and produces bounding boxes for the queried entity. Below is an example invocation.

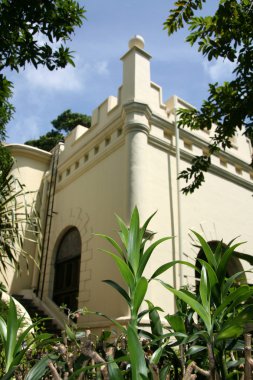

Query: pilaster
[123,102,151,222]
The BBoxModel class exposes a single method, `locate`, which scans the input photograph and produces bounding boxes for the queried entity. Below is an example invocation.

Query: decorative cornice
[149,135,175,154]
[150,113,173,130]
[7,144,52,165]
[122,101,153,120]
[149,135,253,191]
[166,124,252,171]
[125,121,150,135]
[181,149,253,191]
[122,101,153,135]
[120,46,152,61]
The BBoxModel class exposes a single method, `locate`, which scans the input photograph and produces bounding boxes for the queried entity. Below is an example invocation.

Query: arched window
[53,227,81,311]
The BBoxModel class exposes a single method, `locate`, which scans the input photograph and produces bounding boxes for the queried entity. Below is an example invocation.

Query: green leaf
[139,210,157,244]
[138,237,172,278]
[213,241,223,266]
[186,345,206,356]
[197,259,220,303]
[223,271,248,295]
[25,355,51,380]
[216,325,244,341]
[107,360,124,380]
[127,207,141,274]
[221,305,253,332]
[96,234,124,258]
[159,365,170,380]
[99,249,135,290]
[95,312,126,333]
[197,259,218,290]
[65,323,76,341]
[103,279,131,306]
[99,330,111,342]
[191,231,217,269]
[217,242,245,282]
[183,330,209,344]
[159,280,212,334]
[214,286,253,321]
[150,260,198,281]
[0,316,7,342]
[146,300,163,337]
[1,368,16,380]
[14,322,39,358]
[166,314,186,334]
[150,345,164,365]
[5,297,18,371]
[116,214,129,249]
[133,277,148,315]
[127,323,148,380]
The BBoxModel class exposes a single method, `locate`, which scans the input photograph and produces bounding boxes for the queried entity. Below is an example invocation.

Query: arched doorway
[53,227,81,311]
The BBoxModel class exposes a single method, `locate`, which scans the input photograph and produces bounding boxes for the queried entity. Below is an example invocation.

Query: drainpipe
[174,96,183,288]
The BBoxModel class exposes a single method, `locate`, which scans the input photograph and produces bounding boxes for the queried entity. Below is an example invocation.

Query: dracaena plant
[97,207,171,379]
[0,296,54,380]
[97,208,171,324]
[97,207,197,379]
[162,231,253,380]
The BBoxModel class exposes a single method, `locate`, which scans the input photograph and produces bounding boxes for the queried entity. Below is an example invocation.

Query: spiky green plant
[0,160,41,280]
[97,207,196,379]
[162,231,253,379]
[0,296,54,380]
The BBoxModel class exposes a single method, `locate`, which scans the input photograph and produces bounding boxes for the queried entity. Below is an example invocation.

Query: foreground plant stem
[183,361,210,379]
[244,334,253,380]
[48,361,62,380]
[207,343,220,380]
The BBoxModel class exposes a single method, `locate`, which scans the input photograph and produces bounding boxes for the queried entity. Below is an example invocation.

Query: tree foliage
[51,109,91,132]
[164,0,253,194]
[25,109,91,151]
[0,1,85,273]
[0,144,12,187]
[0,0,85,140]
[25,130,65,152]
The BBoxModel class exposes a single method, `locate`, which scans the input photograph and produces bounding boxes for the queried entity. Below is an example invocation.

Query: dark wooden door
[53,256,80,311]
[53,227,81,311]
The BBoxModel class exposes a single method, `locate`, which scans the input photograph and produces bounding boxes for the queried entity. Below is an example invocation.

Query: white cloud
[22,59,110,93]
[203,58,236,82]
[94,61,109,75]
[6,57,112,143]
[24,64,85,92]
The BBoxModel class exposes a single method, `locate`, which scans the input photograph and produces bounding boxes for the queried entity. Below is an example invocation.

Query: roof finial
[128,35,145,50]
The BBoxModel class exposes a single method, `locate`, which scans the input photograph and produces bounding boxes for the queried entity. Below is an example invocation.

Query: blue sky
[6,0,234,144]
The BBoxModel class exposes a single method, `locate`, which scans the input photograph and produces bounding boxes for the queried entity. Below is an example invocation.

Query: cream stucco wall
[39,137,130,327]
